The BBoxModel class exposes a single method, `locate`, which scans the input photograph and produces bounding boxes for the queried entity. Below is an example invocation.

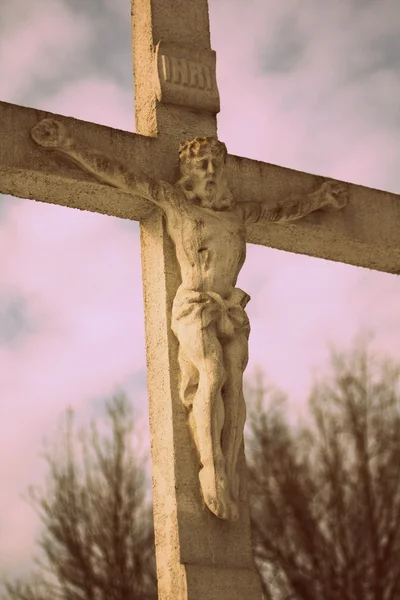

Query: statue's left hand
[320,180,349,210]
[31,118,73,151]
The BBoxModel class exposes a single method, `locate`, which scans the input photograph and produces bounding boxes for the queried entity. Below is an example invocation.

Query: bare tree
[247,341,400,600]
[1,393,157,600]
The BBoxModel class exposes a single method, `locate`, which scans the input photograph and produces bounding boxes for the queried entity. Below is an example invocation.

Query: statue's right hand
[31,118,72,150]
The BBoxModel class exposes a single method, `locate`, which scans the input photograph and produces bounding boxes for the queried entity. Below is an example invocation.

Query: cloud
[0,290,38,347]
[258,12,308,74]
[34,76,136,130]
[210,0,400,192]
[0,0,94,102]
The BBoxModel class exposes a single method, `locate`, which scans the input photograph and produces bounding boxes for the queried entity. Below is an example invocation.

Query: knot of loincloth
[171,287,251,339]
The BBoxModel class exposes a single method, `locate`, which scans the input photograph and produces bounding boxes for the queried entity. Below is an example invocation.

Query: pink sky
[1,0,400,579]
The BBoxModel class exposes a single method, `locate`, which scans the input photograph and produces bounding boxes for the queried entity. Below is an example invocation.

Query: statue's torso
[164,190,246,297]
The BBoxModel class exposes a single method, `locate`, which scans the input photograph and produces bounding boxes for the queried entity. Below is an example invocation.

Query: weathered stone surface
[154,41,220,114]
[131,0,216,141]
[0,101,156,220]
[1,101,399,274]
[227,153,400,275]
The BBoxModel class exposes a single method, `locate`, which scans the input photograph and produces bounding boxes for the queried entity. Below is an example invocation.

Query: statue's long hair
[177,137,235,210]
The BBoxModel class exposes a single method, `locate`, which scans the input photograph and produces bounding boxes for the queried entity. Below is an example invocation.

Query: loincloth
[171,287,251,341]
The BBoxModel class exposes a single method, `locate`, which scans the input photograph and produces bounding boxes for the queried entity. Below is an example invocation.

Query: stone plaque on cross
[1,1,400,599]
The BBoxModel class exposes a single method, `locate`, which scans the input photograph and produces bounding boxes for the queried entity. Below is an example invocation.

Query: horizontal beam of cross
[2,101,399,274]
[0,101,158,221]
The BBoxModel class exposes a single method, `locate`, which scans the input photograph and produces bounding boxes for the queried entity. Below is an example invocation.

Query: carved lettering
[170,56,189,86]
[160,54,170,83]
[203,65,212,91]
[161,54,214,92]
[188,61,205,89]
[154,42,220,113]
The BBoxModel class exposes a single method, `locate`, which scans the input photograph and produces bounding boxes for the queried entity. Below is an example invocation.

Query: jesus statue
[31,119,348,521]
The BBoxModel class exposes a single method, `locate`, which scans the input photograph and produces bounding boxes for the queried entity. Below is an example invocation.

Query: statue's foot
[229,499,239,521]
[230,471,240,504]
[225,459,240,503]
[199,464,238,521]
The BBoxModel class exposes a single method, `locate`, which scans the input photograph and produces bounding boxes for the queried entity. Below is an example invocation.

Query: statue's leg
[176,320,235,520]
[177,349,199,411]
[221,329,249,504]
[177,349,202,456]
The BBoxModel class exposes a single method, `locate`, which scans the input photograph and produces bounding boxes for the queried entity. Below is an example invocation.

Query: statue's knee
[200,362,226,393]
[210,374,226,393]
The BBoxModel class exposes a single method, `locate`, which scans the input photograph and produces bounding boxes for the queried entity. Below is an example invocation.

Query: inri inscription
[161,55,214,91]
[154,41,220,114]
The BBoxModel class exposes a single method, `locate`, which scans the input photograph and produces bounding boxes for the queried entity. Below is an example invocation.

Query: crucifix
[1,1,399,599]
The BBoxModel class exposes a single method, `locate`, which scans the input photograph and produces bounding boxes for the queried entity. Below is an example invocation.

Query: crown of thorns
[178,137,227,163]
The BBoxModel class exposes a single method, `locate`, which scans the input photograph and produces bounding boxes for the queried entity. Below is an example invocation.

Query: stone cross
[1,1,399,599]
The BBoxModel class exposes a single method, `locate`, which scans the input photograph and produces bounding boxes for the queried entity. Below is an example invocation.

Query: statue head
[178,137,234,210]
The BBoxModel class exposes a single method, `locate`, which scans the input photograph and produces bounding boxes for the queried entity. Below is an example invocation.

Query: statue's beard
[199,183,219,208]
[178,175,235,211]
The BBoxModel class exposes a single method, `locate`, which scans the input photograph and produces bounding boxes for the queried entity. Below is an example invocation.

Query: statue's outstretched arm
[238,180,349,225]
[31,118,169,208]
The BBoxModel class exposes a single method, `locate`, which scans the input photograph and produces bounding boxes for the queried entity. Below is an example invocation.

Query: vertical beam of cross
[131,1,263,598]
[132,0,217,141]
